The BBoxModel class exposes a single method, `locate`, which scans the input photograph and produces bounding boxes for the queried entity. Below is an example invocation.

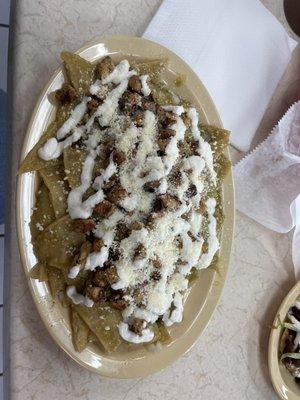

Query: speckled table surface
[9,1,300,399]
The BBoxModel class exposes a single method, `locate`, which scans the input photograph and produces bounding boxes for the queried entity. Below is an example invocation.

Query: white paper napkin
[234,101,300,279]
[144,0,297,151]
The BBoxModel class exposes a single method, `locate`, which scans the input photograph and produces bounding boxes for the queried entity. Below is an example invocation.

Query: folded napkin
[144,0,297,151]
[234,101,300,279]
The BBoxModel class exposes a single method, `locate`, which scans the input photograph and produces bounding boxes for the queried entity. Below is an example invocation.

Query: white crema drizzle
[140,75,151,97]
[187,107,217,185]
[66,286,94,307]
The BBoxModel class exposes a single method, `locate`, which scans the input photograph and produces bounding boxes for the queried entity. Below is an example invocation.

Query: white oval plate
[17,36,235,378]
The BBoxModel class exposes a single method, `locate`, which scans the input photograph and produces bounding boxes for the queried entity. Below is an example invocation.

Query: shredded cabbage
[281,352,300,361]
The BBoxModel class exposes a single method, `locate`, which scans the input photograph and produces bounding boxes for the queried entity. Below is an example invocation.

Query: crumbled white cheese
[112,260,136,290]
[120,195,138,212]
[116,125,140,155]
[35,222,44,231]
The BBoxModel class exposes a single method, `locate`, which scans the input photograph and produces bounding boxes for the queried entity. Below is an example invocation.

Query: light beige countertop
[9,1,300,399]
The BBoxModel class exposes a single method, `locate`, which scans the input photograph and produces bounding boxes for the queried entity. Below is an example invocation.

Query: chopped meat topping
[130,221,143,231]
[92,269,108,288]
[108,247,120,261]
[139,171,148,179]
[189,140,199,156]
[141,98,156,112]
[156,106,177,127]
[128,75,142,93]
[157,138,169,153]
[198,200,207,214]
[71,241,92,271]
[159,128,176,139]
[101,140,115,159]
[175,236,183,249]
[134,243,147,260]
[92,237,104,252]
[74,218,95,233]
[77,241,92,257]
[175,258,184,266]
[87,97,101,115]
[86,285,107,302]
[132,110,144,127]
[55,83,78,104]
[113,149,126,165]
[181,210,191,221]
[110,291,128,310]
[143,180,160,193]
[133,287,144,305]
[202,242,209,254]
[102,173,117,190]
[189,139,200,156]
[115,222,130,241]
[92,266,118,288]
[181,112,191,128]
[95,56,115,79]
[187,231,197,242]
[186,184,197,198]
[119,91,141,114]
[106,184,127,204]
[146,211,165,229]
[151,270,161,281]
[169,169,182,187]
[105,266,119,285]
[94,200,115,218]
[179,139,199,157]
[152,256,162,269]
[129,318,145,336]
[153,194,181,212]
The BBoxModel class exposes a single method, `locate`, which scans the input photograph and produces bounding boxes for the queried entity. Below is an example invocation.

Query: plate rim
[16,35,235,378]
